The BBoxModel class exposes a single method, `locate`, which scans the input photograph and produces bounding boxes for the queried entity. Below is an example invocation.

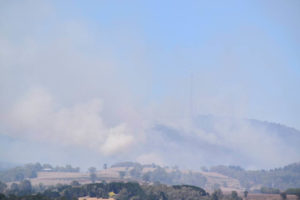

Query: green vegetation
[0,178,247,200]
[0,181,7,193]
[125,162,207,188]
[209,162,300,190]
[0,163,80,182]
[243,190,248,198]
[260,187,280,194]
[210,189,244,200]
[0,180,210,200]
[88,167,97,183]
[111,162,145,168]
[0,163,42,182]
[230,191,242,200]
[211,189,223,200]
[285,188,300,199]
[280,192,287,200]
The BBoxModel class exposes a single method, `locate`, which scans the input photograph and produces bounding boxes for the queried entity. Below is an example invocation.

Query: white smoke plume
[4,88,135,156]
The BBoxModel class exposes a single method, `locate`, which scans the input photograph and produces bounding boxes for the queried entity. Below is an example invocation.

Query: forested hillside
[209,162,300,190]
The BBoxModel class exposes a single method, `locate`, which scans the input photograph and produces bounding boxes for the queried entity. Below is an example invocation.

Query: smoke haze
[1,0,300,170]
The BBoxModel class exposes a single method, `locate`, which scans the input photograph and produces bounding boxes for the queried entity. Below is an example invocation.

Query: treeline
[260,187,280,194]
[259,187,300,200]
[113,162,207,187]
[39,164,80,173]
[286,188,300,197]
[209,162,300,190]
[0,180,209,200]
[0,163,80,182]
[141,167,207,187]
[111,162,159,169]
[0,180,249,200]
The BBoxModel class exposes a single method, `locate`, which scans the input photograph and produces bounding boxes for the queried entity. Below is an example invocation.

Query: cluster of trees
[0,163,42,182]
[0,180,33,197]
[111,162,146,169]
[114,162,207,188]
[285,188,300,199]
[111,162,159,169]
[260,187,280,194]
[210,189,244,200]
[0,180,210,200]
[277,188,300,200]
[0,163,80,182]
[88,167,97,183]
[43,164,80,173]
[254,187,300,200]
[0,179,250,200]
[141,167,207,187]
[209,162,300,190]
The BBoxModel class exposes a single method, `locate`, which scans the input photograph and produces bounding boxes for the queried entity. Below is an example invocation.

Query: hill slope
[142,115,300,169]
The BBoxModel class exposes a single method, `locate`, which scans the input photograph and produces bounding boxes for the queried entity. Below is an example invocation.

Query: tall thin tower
[189,73,194,119]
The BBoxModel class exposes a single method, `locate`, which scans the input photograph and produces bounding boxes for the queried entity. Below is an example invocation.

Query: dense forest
[209,162,300,190]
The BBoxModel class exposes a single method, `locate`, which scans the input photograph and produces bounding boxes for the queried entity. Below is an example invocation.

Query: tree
[15,172,24,181]
[211,189,223,200]
[71,180,80,187]
[19,179,32,195]
[10,183,19,195]
[231,191,242,200]
[211,192,219,200]
[280,192,287,200]
[201,166,208,172]
[129,166,143,178]
[88,167,96,174]
[89,167,97,183]
[260,187,280,194]
[285,188,300,200]
[142,173,150,182]
[0,181,7,193]
[0,193,6,200]
[90,173,97,183]
[119,171,126,179]
[37,183,46,193]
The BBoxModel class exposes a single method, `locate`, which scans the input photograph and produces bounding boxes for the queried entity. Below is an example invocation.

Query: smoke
[3,88,135,156]
[2,87,299,169]
[0,1,300,169]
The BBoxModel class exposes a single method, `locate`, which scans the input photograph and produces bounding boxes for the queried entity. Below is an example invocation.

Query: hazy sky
[0,0,300,169]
